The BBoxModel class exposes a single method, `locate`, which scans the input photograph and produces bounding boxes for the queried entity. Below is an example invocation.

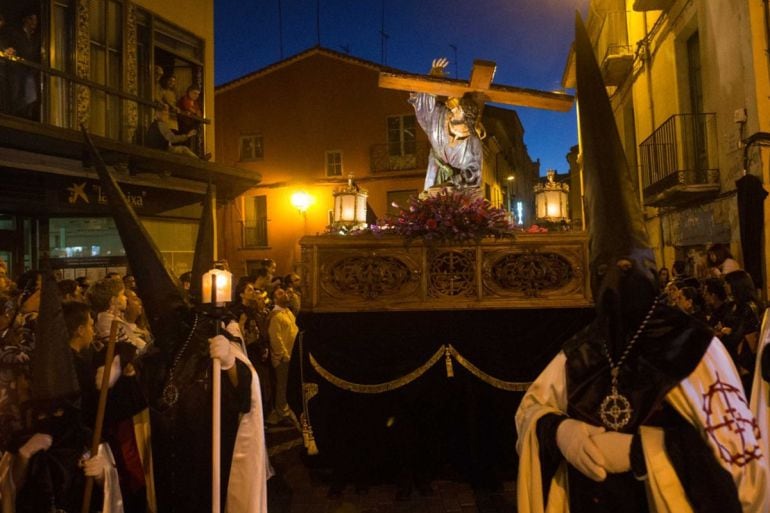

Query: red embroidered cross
[702,373,762,467]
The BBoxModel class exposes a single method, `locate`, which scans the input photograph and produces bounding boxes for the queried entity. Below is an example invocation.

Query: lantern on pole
[534,169,570,225]
[200,260,232,513]
[201,262,232,307]
[332,175,368,231]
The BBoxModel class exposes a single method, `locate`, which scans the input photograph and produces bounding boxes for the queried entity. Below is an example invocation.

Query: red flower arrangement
[377,188,514,244]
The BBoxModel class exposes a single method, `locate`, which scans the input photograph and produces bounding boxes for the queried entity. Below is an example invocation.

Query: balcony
[633,0,674,12]
[595,11,634,87]
[370,141,430,173]
[0,53,257,198]
[640,113,720,207]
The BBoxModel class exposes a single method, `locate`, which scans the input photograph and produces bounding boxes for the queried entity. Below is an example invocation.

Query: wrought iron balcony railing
[370,141,430,173]
[0,52,210,155]
[584,10,633,86]
[639,113,719,206]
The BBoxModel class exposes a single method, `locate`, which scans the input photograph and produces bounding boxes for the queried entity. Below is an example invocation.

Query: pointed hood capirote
[30,269,79,403]
[575,12,657,319]
[82,127,190,350]
[189,182,215,302]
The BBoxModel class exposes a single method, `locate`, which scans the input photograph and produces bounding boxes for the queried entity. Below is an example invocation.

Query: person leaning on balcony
[707,243,740,277]
[145,103,209,160]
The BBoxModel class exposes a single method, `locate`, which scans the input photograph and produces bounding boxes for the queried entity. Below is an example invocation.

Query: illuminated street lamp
[506,174,515,213]
[332,175,368,231]
[534,169,570,225]
[290,191,313,214]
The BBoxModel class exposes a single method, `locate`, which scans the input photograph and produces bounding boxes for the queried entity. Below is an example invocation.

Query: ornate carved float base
[299,232,591,312]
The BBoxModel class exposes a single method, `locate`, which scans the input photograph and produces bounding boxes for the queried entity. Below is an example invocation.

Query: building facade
[565,0,770,291]
[215,47,541,276]
[0,0,255,280]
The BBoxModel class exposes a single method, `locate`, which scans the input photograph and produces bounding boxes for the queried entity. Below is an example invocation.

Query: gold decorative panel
[322,254,417,299]
[300,233,591,312]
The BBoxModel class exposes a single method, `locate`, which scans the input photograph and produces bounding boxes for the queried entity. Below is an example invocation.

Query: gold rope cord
[308,345,533,393]
[447,345,532,391]
[309,346,446,394]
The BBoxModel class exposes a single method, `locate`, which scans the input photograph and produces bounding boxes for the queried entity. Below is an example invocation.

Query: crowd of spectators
[0,256,302,511]
[661,243,764,397]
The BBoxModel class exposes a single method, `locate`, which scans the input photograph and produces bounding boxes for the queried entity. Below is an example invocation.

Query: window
[386,190,418,216]
[239,135,264,161]
[326,151,343,177]
[387,115,416,156]
[244,195,268,247]
[138,13,205,148]
[89,0,124,138]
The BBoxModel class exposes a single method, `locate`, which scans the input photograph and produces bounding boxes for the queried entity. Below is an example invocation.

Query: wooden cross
[379,59,574,112]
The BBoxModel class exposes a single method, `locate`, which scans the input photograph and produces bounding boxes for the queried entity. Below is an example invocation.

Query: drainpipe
[642,12,656,137]
[763,0,770,84]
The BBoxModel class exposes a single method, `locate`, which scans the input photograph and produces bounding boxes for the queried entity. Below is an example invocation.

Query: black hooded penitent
[82,128,252,513]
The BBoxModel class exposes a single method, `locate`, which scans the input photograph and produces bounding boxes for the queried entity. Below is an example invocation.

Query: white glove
[209,335,235,370]
[430,57,448,76]
[19,433,52,460]
[556,419,607,482]
[591,431,633,474]
[95,355,122,390]
[82,452,109,478]
[222,320,243,346]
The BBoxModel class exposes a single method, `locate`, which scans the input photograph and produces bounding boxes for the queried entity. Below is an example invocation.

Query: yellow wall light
[290,191,314,214]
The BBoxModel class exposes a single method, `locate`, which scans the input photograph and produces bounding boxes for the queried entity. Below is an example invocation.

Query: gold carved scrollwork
[488,251,573,296]
[124,3,138,141]
[75,0,90,126]
[428,249,476,297]
[323,255,414,299]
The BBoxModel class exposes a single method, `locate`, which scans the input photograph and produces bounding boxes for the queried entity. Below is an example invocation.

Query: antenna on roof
[278,0,284,58]
[380,0,388,64]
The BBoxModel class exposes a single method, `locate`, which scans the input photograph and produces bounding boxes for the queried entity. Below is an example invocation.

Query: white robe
[223,331,273,513]
[750,309,770,498]
[517,338,769,513]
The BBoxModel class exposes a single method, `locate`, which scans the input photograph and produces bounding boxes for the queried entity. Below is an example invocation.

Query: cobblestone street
[266,425,518,513]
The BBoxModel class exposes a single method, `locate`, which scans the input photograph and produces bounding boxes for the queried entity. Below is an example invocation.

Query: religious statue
[409,58,483,192]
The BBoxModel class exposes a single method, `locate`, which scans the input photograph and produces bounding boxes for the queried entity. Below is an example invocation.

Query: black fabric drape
[288,308,593,485]
[736,174,767,289]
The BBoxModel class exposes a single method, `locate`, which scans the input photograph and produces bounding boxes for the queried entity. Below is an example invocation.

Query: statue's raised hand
[430,57,449,76]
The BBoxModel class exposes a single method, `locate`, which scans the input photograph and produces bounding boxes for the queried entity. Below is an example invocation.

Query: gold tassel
[444,346,454,378]
[301,413,319,456]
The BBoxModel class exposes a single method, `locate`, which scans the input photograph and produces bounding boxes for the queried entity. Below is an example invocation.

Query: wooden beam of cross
[379,59,574,112]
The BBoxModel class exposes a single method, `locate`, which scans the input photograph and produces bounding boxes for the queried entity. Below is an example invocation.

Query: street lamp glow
[290,191,313,213]
[507,175,515,181]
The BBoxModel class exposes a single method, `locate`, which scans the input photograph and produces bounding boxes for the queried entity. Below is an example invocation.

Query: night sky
[214,0,590,175]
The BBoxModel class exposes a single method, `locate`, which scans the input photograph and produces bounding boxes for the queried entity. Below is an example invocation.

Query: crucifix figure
[379,58,573,193]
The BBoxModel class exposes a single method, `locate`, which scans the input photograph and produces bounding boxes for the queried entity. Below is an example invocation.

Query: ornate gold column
[124,2,138,142]
[75,0,90,127]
